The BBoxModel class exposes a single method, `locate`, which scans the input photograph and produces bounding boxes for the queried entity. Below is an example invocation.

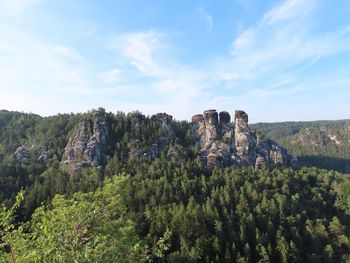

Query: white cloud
[223,0,350,90]
[196,7,213,29]
[1,0,349,121]
[262,0,315,25]
[107,0,350,120]
[0,24,102,116]
[98,68,121,83]
[232,28,256,51]
[50,45,81,60]
[108,30,208,118]
[113,31,168,78]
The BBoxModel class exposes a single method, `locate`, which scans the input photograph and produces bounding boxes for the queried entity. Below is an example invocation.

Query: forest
[1,109,350,262]
[252,120,350,173]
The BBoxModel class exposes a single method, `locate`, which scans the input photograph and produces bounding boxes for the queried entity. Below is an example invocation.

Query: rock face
[128,112,176,160]
[14,146,29,163]
[192,109,298,169]
[345,122,350,131]
[14,145,49,164]
[234,110,256,166]
[128,111,144,135]
[61,108,298,174]
[37,147,49,163]
[61,115,110,173]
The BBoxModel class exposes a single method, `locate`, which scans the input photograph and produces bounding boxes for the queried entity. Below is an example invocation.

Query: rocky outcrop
[14,146,28,163]
[167,144,185,162]
[234,110,256,166]
[191,109,298,169]
[37,147,49,163]
[151,113,173,126]
[14,145,49,164]
[128,111,144,135]
[128,112,176,161]
[203,110,218,148]
[61,115,110,173]
[151,113,175,150]
[219,111,232,142]
[345,122,350,131]
[60,108,297,173]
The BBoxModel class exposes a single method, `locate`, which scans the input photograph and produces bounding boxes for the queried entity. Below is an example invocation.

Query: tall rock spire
[191,109,298,169]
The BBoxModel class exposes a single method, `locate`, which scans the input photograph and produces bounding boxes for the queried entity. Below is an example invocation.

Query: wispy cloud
[220,0,350,90]
[98,68,121,83]
[104,0,350,120]
[196,7,213,30]
[50,45,82,60]
[262,0,315,25]
[108,30,208,118]
[1,0,349,122]
[112,31,168,78]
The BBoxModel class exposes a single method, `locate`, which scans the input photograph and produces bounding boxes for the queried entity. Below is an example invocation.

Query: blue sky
[0,0,349,122]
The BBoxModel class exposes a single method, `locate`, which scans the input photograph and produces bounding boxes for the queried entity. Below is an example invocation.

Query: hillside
[0,108,296,212]
[2,109,350,262]
[251,120,350,173]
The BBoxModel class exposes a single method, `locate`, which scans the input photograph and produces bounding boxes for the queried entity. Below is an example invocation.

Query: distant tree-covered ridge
[251,120,350,173]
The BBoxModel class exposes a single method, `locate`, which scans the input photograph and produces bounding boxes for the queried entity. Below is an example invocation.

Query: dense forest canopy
[1,109,350,262]
[251,120,350,173]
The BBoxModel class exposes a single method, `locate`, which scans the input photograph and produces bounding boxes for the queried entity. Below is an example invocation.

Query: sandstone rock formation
[345,122,350,131]
[61,115,110,173]
[61,108,298,174]
[128,112,176,160]
[37,147,49,163]
[14,146,28,163]
[191,109,298,169]
[127,111,144,135]
[151,113,175,150]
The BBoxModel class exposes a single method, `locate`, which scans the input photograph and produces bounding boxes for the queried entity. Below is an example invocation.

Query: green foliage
[0,190,25,263]
[2,160,350,262]
[2,109,350,262]
[0,176,151,262]
[252,120,350,173]
[119,160,350,262]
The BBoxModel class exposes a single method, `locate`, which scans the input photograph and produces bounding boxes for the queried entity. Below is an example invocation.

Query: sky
[0,0,350,123]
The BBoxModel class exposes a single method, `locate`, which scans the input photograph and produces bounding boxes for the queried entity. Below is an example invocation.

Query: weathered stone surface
[207,153,218,169]
[345,122,350,131]
[61,116,110,173]
[192,114,204,124]
[151,112,175,155]
[269,144,286,165]
[152,113,173,126]
[61,108,298,173]
[127,111,144,134]
[255,155,266,170]
[191,114,206,148]
[234,110,256,166]
[37,147,49,163]
[126,112,175,161]
[192,109,298,169]
[219,111,231,124]
[167,145,185,161]
[219,111,232,143]
[203,110,218,149]
[14,146,28,163]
